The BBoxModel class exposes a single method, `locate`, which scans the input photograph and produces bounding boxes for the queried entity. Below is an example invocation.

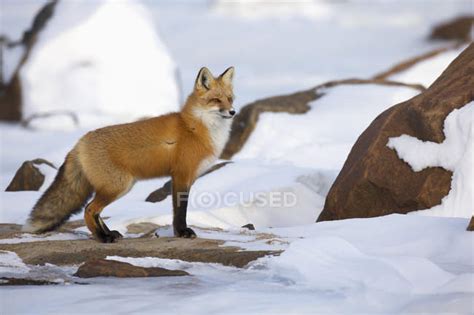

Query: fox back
[24,66,236,242]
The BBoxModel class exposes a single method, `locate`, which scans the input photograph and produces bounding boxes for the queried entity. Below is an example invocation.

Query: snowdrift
[234,83,420,170]
[19,0,180,130]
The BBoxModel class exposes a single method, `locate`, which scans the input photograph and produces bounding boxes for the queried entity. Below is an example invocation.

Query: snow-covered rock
[234,83,420,170]
[319,45,474,221]
[388,45,468,88]
[388,102,473,218]
[19,0,180,130]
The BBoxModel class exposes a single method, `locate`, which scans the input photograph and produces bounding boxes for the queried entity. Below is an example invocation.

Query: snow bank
[388,102,473,218]
[235,84,419,170]
[8,215,468,314]
[20,0,180,130]
[389,45,468,88]
[212,0,332,19]
[124,161,335,231]
[265,214,474,313]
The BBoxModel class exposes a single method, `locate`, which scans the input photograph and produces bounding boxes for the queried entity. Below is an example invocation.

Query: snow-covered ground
[1,0,473,314]
[1,215,473,314]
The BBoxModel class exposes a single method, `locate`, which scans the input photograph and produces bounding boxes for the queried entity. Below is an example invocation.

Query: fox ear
[195,67,214,91]
[219,66,234,86]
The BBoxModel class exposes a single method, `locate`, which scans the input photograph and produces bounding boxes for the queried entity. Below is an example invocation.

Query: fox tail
[22,150,93,233]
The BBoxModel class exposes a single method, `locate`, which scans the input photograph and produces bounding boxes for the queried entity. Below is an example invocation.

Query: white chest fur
[194,108,232,176]
[197,155,217,177]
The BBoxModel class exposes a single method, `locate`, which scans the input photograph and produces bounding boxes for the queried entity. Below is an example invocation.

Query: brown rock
[126,222,160,235]
[430,16,474,42]
[5,158,56,191]
[318,44,474,222]
[0,235,279,268]
[221,89,316,159]
[0,277,59,286]
[221,79,424,160]
[146,180,172,203]
[74,259,189,278]
[242,223,255,231]
[467,217,474,231]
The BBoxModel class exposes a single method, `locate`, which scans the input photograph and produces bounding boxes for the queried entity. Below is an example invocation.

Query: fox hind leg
[84,196,123,243]
[82,168,133,242]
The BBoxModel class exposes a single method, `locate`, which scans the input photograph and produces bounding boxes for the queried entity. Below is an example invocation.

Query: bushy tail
[22,150,93,233]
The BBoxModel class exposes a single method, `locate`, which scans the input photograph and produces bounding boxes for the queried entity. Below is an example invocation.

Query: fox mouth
[219,114,234,119]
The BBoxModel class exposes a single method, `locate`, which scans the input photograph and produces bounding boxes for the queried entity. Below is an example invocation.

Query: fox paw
[97,230,123,243]
[174,227,197,239]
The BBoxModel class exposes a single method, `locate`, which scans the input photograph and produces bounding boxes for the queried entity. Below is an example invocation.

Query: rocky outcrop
[0,277,59,286]
[241,224,255,231]
[74,259,188,278]
[0,234,279,268]
[221,79,425,160]
[5,159,56,191]
[146,181,173,203]
[467,217,474,231]
[430,16,473,42]
[318,44,474,222]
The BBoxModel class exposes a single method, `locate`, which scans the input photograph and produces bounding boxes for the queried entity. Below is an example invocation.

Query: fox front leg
[171,176,196,238]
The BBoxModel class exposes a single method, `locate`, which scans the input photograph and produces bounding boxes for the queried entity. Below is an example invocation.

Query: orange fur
[25,67,236,242]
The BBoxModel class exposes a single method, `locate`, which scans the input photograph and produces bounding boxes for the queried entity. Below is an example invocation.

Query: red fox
[23,67,236,242]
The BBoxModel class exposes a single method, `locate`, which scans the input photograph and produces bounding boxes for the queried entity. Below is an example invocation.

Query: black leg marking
[172,189,196,239]
[94,214,123,243]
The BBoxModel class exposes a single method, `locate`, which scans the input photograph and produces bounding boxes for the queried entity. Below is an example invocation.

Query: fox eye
[209,98,221,104]
[227,96,233,103]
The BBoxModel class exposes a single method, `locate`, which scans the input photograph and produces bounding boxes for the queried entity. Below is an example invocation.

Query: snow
[18,0,180,129]
[77,161,333,233]
[212,0,332,19]
[0,232,88,244]
[389,45,469,88]
[1,1,473,314]
[147,0,469,106]
[235,84,419,169]
[388,102,473,218]
[1,215,473,314]
[0,251,30,274]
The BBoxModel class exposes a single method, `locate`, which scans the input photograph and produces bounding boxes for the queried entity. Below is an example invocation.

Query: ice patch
[0,251,30,274]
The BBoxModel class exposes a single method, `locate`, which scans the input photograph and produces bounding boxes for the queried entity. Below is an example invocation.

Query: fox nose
[229,109,236,116]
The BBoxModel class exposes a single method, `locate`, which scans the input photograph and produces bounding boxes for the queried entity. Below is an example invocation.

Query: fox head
[186,67,236,121]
